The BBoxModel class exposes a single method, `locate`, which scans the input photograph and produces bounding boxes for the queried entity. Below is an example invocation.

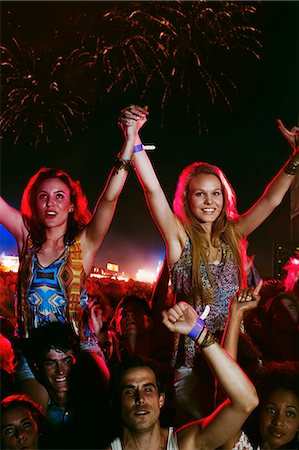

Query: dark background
[1,1,298,278]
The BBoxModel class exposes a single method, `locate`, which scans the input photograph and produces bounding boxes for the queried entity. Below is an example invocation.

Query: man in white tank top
[108,301,259,450]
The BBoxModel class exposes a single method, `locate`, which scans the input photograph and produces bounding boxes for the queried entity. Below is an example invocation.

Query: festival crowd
[0,106,298,450]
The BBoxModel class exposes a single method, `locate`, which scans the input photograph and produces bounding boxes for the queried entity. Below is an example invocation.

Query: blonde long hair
[173,162,247,303]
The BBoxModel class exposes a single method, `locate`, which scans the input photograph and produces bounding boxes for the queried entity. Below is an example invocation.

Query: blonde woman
[119,106,299,423]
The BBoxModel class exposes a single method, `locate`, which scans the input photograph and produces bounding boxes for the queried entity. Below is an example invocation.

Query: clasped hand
[118,105,149,140]
[229,279,263,318]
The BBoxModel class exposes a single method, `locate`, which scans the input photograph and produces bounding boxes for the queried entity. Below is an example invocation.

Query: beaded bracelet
[284,157,299,176]
[113,158,132,175]
[200,331,217,349]
[195,329,217,352]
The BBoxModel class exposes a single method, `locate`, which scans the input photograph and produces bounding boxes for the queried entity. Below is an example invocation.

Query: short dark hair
[109,356,165,408]
[110,295,152,330]
[25,322,80,370]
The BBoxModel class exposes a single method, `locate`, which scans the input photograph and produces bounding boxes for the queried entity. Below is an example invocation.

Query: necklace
[208,246,222,263]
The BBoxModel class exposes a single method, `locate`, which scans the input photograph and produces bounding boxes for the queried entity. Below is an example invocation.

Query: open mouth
[45,210,57,217]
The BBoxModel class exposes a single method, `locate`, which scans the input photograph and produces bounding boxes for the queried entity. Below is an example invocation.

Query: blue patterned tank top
[17,237,90,343]
[27,248,88,329]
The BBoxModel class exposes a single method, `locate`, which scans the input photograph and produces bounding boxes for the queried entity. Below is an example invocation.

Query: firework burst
[1,38,93,147]
[97,1,262,132]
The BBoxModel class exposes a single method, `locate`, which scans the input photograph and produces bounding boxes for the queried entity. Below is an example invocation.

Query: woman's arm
[119,105,185,265]
[0,196,27,253]
[237,120,299,237]
[222,280,262,359]
[81,114,144,272]
[162,302,259,450]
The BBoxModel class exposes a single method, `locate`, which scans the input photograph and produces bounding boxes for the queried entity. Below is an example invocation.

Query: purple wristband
[133,144,144,153]
[188,317,205,340]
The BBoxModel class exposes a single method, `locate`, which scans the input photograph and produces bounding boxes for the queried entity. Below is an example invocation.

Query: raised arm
[119,105,186,265]
[222,280,262,360]
[162,302,259,450]
[81,114,144,271]
[0,196,28,253]
[237,120,299,237]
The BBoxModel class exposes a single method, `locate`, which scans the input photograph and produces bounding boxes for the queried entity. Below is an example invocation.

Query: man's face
[119,366,165,433]
[42,348,75,394]
[115,302,152,337]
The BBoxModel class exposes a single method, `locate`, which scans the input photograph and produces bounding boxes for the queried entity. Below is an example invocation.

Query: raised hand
[162,301,199,335]
[277,119,299,152]
[118,105,148,140]
[229,278,263,319]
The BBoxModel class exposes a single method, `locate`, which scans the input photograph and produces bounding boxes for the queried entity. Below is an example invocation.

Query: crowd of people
[1,106,298,449]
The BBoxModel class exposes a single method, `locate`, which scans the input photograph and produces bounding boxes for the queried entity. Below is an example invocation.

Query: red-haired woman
[119,106,299,423]
[0,116,144,412]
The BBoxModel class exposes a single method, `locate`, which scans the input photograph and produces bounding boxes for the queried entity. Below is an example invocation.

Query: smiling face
[1,406,39,450]
[42,348,75,395]
[188,173,224,228]
[36,178,73,230]
[259,388,299,449]
[119,366,165,433]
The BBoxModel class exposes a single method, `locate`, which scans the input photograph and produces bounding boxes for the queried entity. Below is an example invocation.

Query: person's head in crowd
[112,295,153,339]
[88,291,114,345]
[109,356,165,436]
[248,361,299,449]
[0,333,16,400]
[100,279,126,310]
[0,333,16,376]
[1,394,46,450]
[20,167,91,249]
[0,316,16,343]
[26,322,79,401]
[283,252,299,299]
[97,321,114,362]
[263,292,299,362]
[269,292,299,325]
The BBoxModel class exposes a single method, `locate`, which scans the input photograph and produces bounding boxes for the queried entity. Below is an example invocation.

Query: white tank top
[110,427,179,450]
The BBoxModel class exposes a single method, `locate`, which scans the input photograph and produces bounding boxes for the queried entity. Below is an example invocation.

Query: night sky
[1,1,298,279]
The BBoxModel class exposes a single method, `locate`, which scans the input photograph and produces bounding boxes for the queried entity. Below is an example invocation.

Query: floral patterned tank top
[170,238,239,367]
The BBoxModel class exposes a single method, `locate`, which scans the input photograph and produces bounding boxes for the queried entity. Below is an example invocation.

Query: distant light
[0,254,19,272]
[136,269,156,283]
[117,275,129,282]
[107,262,118,272]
